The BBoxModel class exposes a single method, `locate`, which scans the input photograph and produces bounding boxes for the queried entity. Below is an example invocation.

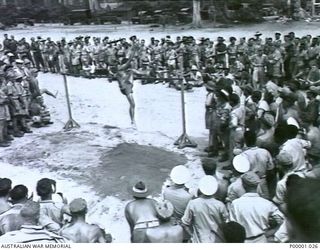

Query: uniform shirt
[241,147,274,178]
[163,185,192,220]
[272,171,305,205]
[0,225,68,243]
[0,199,11,216]
[226,177,245,203]
[0,204,24,235]
[230,104,245,128]
[181,197,228,243]
[279,138,311,171]
[39,200,65,233]
[230,193,284,238]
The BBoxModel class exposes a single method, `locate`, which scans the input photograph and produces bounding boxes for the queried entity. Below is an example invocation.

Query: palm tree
[192,0,201,27]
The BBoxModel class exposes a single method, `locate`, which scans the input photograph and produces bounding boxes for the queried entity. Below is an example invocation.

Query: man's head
[241,171,260,192]
[170,165,191,186]
[69,198,87,217]
[155,200,174,222]
[198,175,218,197]
[232,154,250,174]
[20,201,40,225]
[9,185,28,204]
[276,152,293,176]
[244,130,257,147]
[286,176,320,242]
[36,178,56,199]
[229,93,240,108]
[0,178,12,198]
[221,221,246,243]
[132,181,148,199]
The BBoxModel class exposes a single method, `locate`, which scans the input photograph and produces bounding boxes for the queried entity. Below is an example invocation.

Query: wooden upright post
[174,79,197,149]
[62,74,80,131]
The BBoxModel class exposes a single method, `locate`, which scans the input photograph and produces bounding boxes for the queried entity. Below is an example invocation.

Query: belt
[134,220,160,230]
[246,233,265,240]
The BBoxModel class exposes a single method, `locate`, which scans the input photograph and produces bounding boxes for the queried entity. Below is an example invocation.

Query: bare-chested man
[59,198,111,243]
[115,45,149,126]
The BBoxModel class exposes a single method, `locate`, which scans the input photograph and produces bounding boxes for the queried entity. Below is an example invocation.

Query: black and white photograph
[0,0,318,245]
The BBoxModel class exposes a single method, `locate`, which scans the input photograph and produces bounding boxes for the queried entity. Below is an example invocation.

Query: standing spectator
[163,165,192,221]
[230,171,284,243]
[204,81,219,157]
[226,154,250,206]
[215,37,227,68]
[181,176,228,243]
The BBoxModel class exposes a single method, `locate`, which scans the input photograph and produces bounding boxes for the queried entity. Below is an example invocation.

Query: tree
[192,0,201,27]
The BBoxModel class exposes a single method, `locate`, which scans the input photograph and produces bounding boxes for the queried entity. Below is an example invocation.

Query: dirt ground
[1,21,319,242]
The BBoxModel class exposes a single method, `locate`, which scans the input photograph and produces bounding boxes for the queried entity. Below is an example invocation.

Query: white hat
[198,175,218,196]
[232,154,250,173]
[287,117,300,129]
[170,165,191,185]
[258,101,270,112]
[15,59,24,64]
[191,65,198,71]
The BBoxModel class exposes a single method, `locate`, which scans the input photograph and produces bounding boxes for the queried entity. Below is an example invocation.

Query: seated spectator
[0,185,29,235]
[0,201,69,243]
[0,178,12,215]
[59,198,111,243]
[36,178,67,233]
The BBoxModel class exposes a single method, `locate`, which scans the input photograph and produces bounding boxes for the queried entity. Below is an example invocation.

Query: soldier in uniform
[215,37,227,68]
[204,80,219,157]
[0,201,69,243]
[0,185,29,235]
[6,70,31,136]
[0,76,10,147]
[181,176,228,243]
[216,89,232,162]
[36,178,68,234]
[31,37,45,71]
[163,165,192,221]
[228,37,237,66]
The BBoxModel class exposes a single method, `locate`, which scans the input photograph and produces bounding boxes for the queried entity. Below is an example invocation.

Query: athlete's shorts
[120,81,133,96]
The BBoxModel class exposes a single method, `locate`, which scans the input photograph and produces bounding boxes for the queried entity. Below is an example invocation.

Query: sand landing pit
[89,143,188,199]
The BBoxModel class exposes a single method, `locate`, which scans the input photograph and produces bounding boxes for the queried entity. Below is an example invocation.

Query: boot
[13,131,24,137]
[218,153,229,162]
[22,127,33,133]
[4,135,14,141]
[0,141,10,147]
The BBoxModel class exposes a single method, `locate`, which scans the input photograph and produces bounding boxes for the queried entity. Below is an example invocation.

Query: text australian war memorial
[0,0,317,244]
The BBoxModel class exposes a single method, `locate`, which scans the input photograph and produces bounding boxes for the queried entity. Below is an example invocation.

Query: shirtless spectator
[59,198,111,243]
[145,200,183,243]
